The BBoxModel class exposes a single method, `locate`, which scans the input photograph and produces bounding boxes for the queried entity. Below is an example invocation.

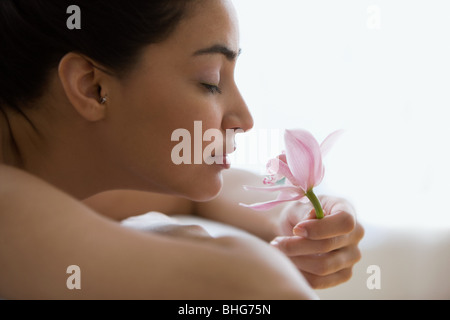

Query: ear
[58,53,108,122]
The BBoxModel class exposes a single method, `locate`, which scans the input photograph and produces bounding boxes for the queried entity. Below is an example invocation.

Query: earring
[100,95,108,105]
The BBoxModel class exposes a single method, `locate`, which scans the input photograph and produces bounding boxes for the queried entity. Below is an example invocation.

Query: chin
[178,168,225,202]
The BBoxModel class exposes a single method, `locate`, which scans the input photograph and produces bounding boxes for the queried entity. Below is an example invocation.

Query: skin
[0,0,363,298]
[2,0,251,201]
[85,169,364,290]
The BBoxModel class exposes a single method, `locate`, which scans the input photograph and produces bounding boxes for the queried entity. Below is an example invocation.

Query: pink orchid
[240,129,343,219]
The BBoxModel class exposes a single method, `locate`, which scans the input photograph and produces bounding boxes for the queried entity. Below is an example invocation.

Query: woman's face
[100,0,253,201]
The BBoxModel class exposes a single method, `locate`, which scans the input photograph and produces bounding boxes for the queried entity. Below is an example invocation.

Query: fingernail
[293,226,308,238]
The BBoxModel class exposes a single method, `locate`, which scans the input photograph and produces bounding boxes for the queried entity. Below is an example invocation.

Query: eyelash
[202,83,222,95]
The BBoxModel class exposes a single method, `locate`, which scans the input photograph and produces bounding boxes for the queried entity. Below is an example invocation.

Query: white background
[230,0,450,229]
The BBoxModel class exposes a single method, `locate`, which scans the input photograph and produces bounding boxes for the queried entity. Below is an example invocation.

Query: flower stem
[306,189,324,219]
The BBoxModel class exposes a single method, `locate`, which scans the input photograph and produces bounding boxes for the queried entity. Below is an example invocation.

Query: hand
[271,196,364,289]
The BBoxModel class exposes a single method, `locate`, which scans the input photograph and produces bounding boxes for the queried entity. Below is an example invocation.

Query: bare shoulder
[0,164,72,208]
[0,165,315,300]
[0,165,158,298]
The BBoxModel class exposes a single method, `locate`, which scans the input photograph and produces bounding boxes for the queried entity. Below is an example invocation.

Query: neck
[1,105,145,200]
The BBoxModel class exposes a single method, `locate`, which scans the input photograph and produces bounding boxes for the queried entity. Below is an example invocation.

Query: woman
[0,0,364,299]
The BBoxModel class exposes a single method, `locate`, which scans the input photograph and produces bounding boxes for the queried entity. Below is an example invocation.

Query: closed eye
[202,83,222,95]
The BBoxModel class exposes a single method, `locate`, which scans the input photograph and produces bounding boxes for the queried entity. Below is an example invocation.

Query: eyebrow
[193,44,242,61]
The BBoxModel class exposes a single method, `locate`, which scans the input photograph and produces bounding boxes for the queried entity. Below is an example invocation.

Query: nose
[222,85,254,134]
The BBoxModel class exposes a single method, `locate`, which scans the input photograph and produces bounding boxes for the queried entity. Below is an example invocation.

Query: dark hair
[0,0,197,110]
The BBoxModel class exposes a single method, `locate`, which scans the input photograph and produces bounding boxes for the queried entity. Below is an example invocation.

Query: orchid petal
[239,201,286,211]
[314,165,325,188]
[242,129,342,213]
[277,152,287,163]
[320,129,345,158]
[275,177,287,185]
[284,129,323,191]
[266,157,299,186]
[266,152,287,175]
[243,185,302,194]
[239,194,304,211]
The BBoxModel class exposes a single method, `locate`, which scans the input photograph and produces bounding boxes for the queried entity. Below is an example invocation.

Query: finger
[293,210,356,240]
[271,234,350,256]
[302,267,354,290]
[319,195,356,217]
[291,245,362,276]
[272,221,364,256]
[284,201,314,227]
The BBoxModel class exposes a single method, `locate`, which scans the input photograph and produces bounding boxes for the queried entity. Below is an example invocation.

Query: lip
[209,144,235,169]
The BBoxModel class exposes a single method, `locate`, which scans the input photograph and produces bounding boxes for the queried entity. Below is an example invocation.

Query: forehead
[125,0,241,77]
[165,0,240,55]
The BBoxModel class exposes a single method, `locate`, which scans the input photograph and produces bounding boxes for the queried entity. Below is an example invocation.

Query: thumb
[288,201,322,237]
[286,200,315,226]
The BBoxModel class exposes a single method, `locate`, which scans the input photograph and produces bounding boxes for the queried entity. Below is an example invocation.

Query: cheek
[117,77,225,198]
[140,81,223,146]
